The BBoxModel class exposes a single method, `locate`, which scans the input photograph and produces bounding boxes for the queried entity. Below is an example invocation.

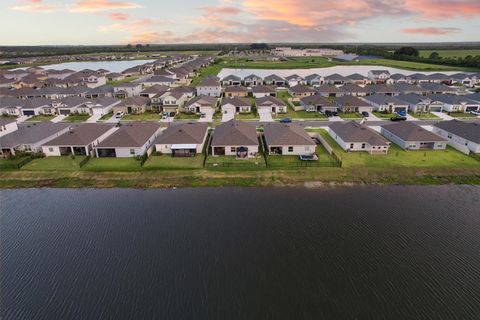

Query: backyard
[317,130,479,169]
[266,145,338,167]
[21,156,86,171]
[82,157,143,171]
[144,154,205,170]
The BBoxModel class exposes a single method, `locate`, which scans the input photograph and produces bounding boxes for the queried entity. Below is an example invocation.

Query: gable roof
[263,122,315,146]
[329,121,390,146]
[252,85,276,93]
[434,120,480,143]
[155,122,208,145]
[334,95,371,107]
[256,96,287,107]
[198,77,220,87]
[264,74,285,81]
[96,122,161,148]
[221,97,251,107]
[43,123,115,146]
[0,122,70,149]
[301,95,333,106]
[362,94,408,106]
[185,95,217,108]
[117,96,150,107]
[382,122,447,142]
[211,120,258,146]
[224,86,248,93]
[289,84,315,94]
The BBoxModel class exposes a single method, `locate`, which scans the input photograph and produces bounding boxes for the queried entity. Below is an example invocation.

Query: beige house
[211,120,259,158]
[263,122,316,156]
[154,122,209,156]
[224,86,249,98]
[112,96,150,114]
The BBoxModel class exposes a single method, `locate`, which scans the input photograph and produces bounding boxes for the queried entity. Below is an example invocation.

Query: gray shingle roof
[96,122,161,148]
[330,121,389,146]
[382,122,446,142]
[221,97,251,107]
[0,122,70,149]
[155,122,208,145]
[263,122,315,146]
[211,120,258,146]
[43,123,115,146]
[434,120,480,143]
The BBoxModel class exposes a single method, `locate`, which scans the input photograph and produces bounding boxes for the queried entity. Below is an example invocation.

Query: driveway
[405,113,417,121]
[221,110,235,122]
[86,114,102,123]
[258,109,273,122]
[198,109,214,122]
[431,111,453,120]
[105,115,121,123]
[364,112,382,122]
[328,116,344,122]
[16,115,31,123]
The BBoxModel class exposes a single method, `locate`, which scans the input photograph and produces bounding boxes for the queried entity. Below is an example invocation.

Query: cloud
[401,27,461,35]
[69,0,142,13]
[11,0,55,12]
[108,12,129,20]
[404,0,480,19]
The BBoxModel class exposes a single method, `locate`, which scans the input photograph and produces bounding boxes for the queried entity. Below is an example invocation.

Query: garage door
[22,110,35,116]
[60,110,71,115]
[466,106,478,112]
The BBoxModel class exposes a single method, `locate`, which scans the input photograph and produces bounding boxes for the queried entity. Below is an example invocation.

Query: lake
[21,59,156,73]
[217,66,462,79]
[1,186,480,319]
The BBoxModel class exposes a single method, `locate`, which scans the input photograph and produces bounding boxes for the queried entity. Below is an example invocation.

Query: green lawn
[235,112,259,120]
[338,112,364,119]
[266,145,338,167]
[373,111,396,119]
[340,58,478,71]
[144,154,205,169]
[106,76,140,86]
[174,112,200,120]
[82,157,142,171]
[123,112,161,121]
[98,112,113,121]
[65,113,91,122]
[419,49,480,59]
[318,130,478,169]
[411,112,440,120]
[445,112,477,118]
[22,156,86,171]
[205,153,266,167]
[0,156,33,169]
[25,114,55,122]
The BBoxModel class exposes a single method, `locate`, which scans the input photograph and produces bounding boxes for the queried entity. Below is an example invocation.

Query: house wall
[156,130,208,154]
[212,144,259,157]
[0,122,18,137]
[380,128,447,150]
[197,86,222,97]
[328,128,389,154]
[269,145,315,155]
[433,127,480,154]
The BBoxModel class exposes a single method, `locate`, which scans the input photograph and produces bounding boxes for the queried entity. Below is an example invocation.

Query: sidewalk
[16,115,31,123]
[50,114,67,123]
[364,112,383,122]
[86,114,102,123]
[431,112,453,120]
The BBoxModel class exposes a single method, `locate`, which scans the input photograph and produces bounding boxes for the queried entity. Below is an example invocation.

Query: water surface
[1,186,480,319]
[22,59,156,72]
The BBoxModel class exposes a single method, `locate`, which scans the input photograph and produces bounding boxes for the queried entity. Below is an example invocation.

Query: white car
[115,111,124,119]
[470,110,480,116]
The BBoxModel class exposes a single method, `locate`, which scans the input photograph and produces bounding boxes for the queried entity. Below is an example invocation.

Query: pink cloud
[401,27,461,35]
[11,0,55,12]
[404,0,480,19]
[108,12,129,20]
[70,0,142,13]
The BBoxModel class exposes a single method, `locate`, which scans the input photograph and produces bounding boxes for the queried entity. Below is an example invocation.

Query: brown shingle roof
[211,120,258,146]
[155,122,208,145]
[264,122,315,146]
[43,123,115,146]
[96,122,161,148]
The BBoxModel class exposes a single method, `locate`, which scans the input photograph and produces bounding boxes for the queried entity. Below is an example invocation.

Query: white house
[433,120,480,154]
[252,85,277,98]
[263,122,316,156]
[184,95,217,113]
[256,96,287,114]
[95,122,162,158]
[196,77,222,97]
[328,121,390,154]
[243,74,262,87]
[79,97,121,115]
[154,122,209,156]
[113,83,143,97]
[221,97,251,115]
[381,122,447,150]
[368,70,390,83]
[428,94,480,113]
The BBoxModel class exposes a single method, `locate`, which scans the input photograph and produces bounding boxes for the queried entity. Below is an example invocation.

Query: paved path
[328,116,344,122]
[86,114,102,123]
[221,111,234,122]
[431,112,453,121]
[16,115,31,123]
[258,109,273,122]
[405,114,417,121]
[364,112,382,122]
[105,115,121,123]
[198,109,213,123]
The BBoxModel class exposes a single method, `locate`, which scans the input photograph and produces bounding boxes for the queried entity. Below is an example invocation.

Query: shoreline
[1,168,479,189]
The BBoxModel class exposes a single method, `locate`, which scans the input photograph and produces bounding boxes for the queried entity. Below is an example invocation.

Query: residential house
[328,121,390,154]
[106,72,124,82]
[221,75,242,86]
[171,86,195,98]
[362,94,409,113]
[256,96,287,114]
[0,77,15,88]
[334,95,373,113]
[81,97,121,115]
[112,96,150,114]
[288,84,316,98]
[196,78,222,97]
[0,122,70,156]
[95,122,162,157]
[285,74,304,87]
[252,85,277,98]
[419,83,458,95]
[141,75,176,87]
[367,70,390,83]
[396,94,434,113]
[433,120,480,154]
[140,85,169,98]
[154,122,209,156]
[366,84,401,96]
[211,120,259,158]
[315,84,341,97]
[113,83,143,98]
[157,91,187,113]
[337,83,369,96]
[450,73,475,87]
[388,73,410,84]
[184,95,217,113]
[263,122,316,156]
[45,69,76,80]
[324,73,350,85]
[85,85,114,99]
[54,96,90,115]
[264,74,286,86]
[243,74,262,86]
[346,73,370,85]
[221,97,251,115]
[381,122,447,150]
[304,74,324,86]
[224,86,249,98]
[42,123,116,157]
[0,119,18,138]
[428,94,480,113]
[300,95,336,113]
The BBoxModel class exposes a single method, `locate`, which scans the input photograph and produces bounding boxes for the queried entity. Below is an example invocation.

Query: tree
[394,46,419,57]
[135,44,143,48]
[126,44,132,48]
[429,52,440,60]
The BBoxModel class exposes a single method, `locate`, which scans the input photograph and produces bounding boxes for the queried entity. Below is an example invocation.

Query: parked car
[324,110,332,117]
[470,110,480,116]
[390,116,407,121]
[169,112,176,117]
[280,118,292,123]
[115,111,124,119]
[200,112,206,118]
[161,112,168,120]
[396,110,407,117]
[361,111,369,117]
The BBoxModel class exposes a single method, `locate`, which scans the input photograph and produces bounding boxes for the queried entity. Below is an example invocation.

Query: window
[361,143,366,149]
[288,146,293,152]
[130,149,135,155]
[350,143,354,149]
[49,147,54,152]
[447,134,452,139]
[231,147,236,152]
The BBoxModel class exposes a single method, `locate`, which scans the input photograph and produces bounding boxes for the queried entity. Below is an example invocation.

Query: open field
[419,49,480,59]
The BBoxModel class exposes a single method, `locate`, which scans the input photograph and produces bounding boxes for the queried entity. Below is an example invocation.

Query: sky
[1,0,479,45]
